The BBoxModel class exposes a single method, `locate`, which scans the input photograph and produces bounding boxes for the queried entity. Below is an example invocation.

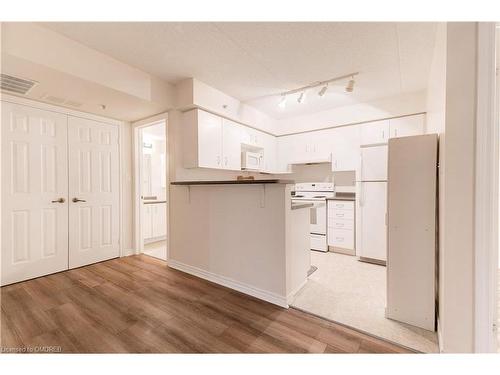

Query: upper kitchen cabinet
[360,119,390,145]
[260,133,277,172]
[222,118,243,170]
[182,109,223,169]
[182,109,242,171]
[389,114,425,139]
[330,126,360,172]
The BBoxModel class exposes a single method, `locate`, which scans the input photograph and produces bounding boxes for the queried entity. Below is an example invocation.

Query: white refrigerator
[356,145,388,264]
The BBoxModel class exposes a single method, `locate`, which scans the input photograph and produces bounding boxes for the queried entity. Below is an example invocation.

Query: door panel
[359,182,387,261]
[68,116,120,268]
[360,145,388,181]
[222,119,242,170]
[1,102,69,285]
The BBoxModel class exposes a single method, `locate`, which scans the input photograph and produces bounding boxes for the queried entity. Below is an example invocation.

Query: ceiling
[40,22,437,119]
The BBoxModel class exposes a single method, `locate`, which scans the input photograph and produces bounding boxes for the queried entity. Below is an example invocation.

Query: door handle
[51,198,66,203]
[72,198,87,203]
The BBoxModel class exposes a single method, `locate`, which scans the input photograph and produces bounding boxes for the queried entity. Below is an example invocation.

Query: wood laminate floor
[1,255,412,353]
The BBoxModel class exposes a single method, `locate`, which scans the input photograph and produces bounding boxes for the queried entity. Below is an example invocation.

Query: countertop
[291,202,314,210]
[171,179,295,185]
[326,194,356,201]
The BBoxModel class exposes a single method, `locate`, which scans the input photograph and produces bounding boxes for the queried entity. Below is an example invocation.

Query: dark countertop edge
[326,196,356,201]
[291,202,314,210]
[171,179,295,185]
[143,200,167,205]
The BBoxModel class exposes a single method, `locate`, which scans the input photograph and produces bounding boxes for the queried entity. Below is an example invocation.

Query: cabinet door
[332,143,358,172]
[222,119,242,170]
[360,145,388,181]
[152,203,167,238]
[277,136,293,172]
[359,182,387,261]
[197,110,223,169]
[261,133,277,172]
[360,120,389,145]
[389,114,425,139]
[143,204,152,239]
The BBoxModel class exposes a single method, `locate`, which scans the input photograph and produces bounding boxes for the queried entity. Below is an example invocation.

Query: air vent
[0,74,37,95]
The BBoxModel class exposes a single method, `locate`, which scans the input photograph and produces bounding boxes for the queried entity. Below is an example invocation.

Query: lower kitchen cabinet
[143,202,167,241]
[327,200,355,255]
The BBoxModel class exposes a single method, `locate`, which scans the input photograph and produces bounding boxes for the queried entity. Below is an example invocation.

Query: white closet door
[1,102,69,285]
[68,116,120,268]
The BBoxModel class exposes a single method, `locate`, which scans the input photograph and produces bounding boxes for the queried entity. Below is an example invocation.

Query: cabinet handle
[217,156,221,165]
[72,198,86,203]
[51,198,65,203]
[225,156,228,166]
[382,130,385,139]
[395,128,398,137]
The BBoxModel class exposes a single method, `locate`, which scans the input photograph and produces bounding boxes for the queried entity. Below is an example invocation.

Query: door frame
[474,22,498,353]
[0,94,125,261]
[132,113,169,258]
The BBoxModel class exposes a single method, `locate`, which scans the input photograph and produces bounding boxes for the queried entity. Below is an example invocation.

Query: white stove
[292,183,335,252]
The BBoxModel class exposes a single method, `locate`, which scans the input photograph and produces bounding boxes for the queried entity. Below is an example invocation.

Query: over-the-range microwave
[241,151,262,171]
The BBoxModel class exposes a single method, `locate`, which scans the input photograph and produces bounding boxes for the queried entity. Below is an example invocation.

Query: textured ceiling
[40,22,437,119]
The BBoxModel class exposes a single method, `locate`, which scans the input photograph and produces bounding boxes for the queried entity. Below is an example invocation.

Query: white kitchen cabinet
[182,109,223,169]
[143,202,167,241]
[222,118,242,170]
[183,109,244,171]
[360,119,390,145]
[389,114,425,139]
[261,133,277,172]
[142,204,153,239]
[332,143,359,172]
[358,181,387,262]
[327,200,355,254]
[360,145,388,181]
[152,202,167,238]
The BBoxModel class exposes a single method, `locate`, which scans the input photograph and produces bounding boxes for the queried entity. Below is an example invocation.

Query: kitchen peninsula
[169,179,311,307]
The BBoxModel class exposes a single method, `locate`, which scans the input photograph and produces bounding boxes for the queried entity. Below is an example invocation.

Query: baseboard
[121,248,137,257]
[168,259,288,308]
[287,279,307,305]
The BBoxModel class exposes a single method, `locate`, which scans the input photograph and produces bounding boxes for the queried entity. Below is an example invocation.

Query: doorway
[134,120,168,261]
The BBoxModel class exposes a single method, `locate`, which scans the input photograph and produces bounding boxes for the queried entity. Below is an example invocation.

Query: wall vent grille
[0,74,37,95]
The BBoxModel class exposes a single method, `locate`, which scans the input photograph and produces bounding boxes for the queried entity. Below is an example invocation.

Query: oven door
[310,200,327,235]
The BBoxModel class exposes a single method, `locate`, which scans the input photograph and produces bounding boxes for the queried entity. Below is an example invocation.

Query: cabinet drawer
[328,228,354,249]
[328,218,354,230]
[328,200,354,211]
[328,209,354,220]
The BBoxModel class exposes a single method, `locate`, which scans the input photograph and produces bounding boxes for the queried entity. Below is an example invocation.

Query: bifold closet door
[68,116,120,268]
[1,102,69,286]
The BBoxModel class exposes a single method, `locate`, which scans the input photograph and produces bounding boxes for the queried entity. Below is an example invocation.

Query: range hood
[289,157,331,165]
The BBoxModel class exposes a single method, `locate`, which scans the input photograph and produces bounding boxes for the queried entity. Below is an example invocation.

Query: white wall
[437,22,477,353]
[120,122,134,253]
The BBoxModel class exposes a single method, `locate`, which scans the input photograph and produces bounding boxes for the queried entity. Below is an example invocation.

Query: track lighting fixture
[345,77,355,93]
[297,91,306,104]
[276,72,359,108]
[318,84,328,97]
[278,95,287,109]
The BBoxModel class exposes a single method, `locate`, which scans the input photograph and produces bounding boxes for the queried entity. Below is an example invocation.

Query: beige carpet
[291,251,439,353]
[143,240,167,260]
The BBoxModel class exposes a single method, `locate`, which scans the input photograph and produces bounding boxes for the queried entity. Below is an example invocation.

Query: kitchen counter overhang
[171,179,295,185]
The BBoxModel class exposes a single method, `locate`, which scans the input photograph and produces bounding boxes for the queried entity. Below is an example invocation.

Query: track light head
[297,91,306,104]
[345,78,355,93]
[318,85,328,97]
[278,95,287,109]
